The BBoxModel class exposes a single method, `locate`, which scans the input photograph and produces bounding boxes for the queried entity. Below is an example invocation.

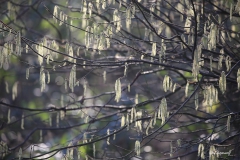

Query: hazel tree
[1,0,240,159]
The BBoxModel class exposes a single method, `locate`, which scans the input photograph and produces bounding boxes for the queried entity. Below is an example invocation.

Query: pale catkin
[237,69,240,90]
[126,114,129,130]
[163,75,168,92]
[185,81,189,97]
[172,83,176,92]
[83,132,88,143]
[60,110,65,120]
[26,68,30,80]
[83,79,87,96]
[8,109,11,124]
[153,112,157,126]
[124,63,128,76]
[135,140,141,156]
[128,83,131,92]
[93,143,96,157]
[152,42,157,56]
[103,70,106,83]
[46,55,50,64]
[218,55,223,70]
[53,6,58,23]
[69,65,76,92]
[136,110,142,132]
[5,81,9,93]
[49,114,52,126]
[130,107,136,123]
[56,112,59,127]
[219,71,226,93]
[37,42,44,65]
[170,141,173,157]
[114,78,121,102]
[12,81,18,100]
[47,71,50,84]
[121,115,125,127]
[40,67,46,92]
[126,6,131,31]
[21,114,24,130]
[135,94,138,104]
[39,130,43,142]
[88,2,93,17]
[195,92,199,110]
[107,129,110,145]
[84,115,89,123]
[225,56,231,71]
[227,115,231,132]
[113,132,116,140]
[25,44,28,53]
[18,148,22,160]
[230,3,233,21]
[159,98,168,124]
[210,55,213,71]
[209,145,217,160]
[16,32,21,56]
[198,143,205,159]
[177,139,181,147]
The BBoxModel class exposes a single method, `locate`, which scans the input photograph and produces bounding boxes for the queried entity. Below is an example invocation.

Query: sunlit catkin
[152,42,156,56]
[237,69,240,90]
[102,0,106,9]
[198,143,205,159]
[136,110,142,132]
[135,140,141,156]
[88,2,93,17]
[185,81,189,97]
[69,65,76,92]
[53,6,58,23]
[135,94,138,104]
[130,107,136,123]
[114,78,121,102]
[107,129,110,145]
[56,112,59,127]
[47,71,50,84]
[12,81,18,100]
[209,145,217,160]
[121,115,125,127]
